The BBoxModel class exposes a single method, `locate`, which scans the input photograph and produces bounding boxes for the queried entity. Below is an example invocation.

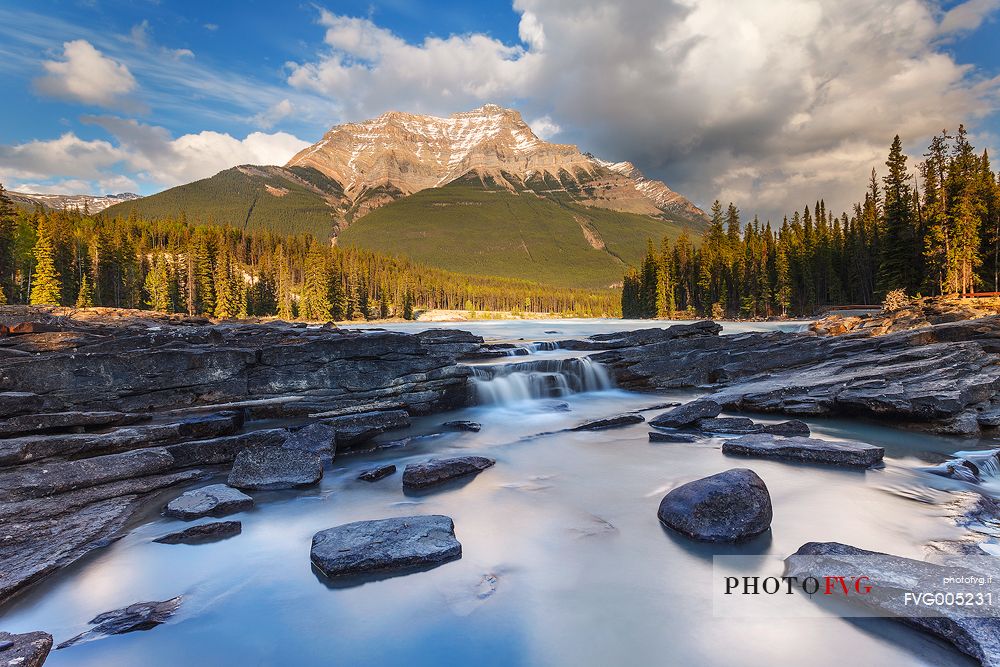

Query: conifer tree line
[622,126,1000,318]
[0,190,619,319]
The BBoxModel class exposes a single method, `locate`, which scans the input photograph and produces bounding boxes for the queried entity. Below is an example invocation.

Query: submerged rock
[0,631,52,666]
[163,483,253,520]
[785,542,1000,667]
[926,460,982,484]
[153,520,241,544]
[694,417,761,434]
[723,434,884,468]
[358,464,397,482]
[227,446,323,491]
[649,399,722,428]
[657,468,772,542]
[441,420,482,432]
[571,414,645,431]
[402,456,495,490]
[648,431,699,443]
[311,515,462,578]
[57,596,182,648]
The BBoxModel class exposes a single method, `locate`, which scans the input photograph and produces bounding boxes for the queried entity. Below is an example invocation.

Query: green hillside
[103,165,344,237]
[337,182,701,289]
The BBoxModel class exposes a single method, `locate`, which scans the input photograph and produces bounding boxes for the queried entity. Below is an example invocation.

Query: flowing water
[2,319,997,666]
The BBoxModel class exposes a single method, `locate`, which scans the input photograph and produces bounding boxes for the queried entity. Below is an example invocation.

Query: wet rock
[0,410,146,437]
[540,400,571,412]
[760,419,811,436]
[163,484,253,520]
[442,420,481,432]
[571,414,645,431]
[153,520,241,544]
[311,515,462,578]
[648,431,699,443]
[561,321,722,351]
[694,416,761,434]
[657,468,772,542]
[284,421,337,456]
[723,434,884,468]
[0,391,50,418]
[785,542,1000,667]
[649,399,722,428]
[164,429,288,468]
[0,631,52,667]
[227,446,323,491]
[57,596,182,648]
[926,460,981,484]
[402,456,495,490]
[176,411,243,439]
[358,464,396,482]
[322,410,411,449]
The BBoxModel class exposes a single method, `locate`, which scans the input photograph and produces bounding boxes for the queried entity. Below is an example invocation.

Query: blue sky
[1,0,999,221]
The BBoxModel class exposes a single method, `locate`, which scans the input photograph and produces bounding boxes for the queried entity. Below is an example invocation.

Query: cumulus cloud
[286,0,1000,220]
[253,99,294,129]
[528,115,561,139]
[34,40,138,108]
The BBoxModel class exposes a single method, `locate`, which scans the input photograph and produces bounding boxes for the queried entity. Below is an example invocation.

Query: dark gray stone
[571,414,645,431]
[165,429,288,468]
[657,468,772,542]
[0,631,52,667]
[761,419,811,436]
[441,420,481,432]
[649,399,722,428]
[153,520,241,544]
[310,515,461,578]
[723,434,884,468]
[0,410,146,437]
[163,484,253,520]
[358,464,396,482]
[322,410,411,448]
[57,597,182,648]
[284,421,337,455]
[648,431,699,443]
[694,417,761,434]
[402,456,495,490]
[227,446,323,490]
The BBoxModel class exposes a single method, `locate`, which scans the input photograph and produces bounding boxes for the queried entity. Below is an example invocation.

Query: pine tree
[144,256,171,312]
[29,217,62,305]
[76,273,95,308]
[878,135,916,294]
[0,184,16,302]
[213,247,239,319]
[301,242,332,321]
[402,285,415,320]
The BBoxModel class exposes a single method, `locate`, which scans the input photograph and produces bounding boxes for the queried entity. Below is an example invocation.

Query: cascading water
[471,356,613,404]
[499,341,560,356]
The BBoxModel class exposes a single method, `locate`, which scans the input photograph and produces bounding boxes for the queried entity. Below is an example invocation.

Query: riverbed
[1,319,994,666]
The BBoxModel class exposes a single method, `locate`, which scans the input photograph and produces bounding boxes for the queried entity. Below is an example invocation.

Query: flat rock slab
[785,542,1000,667]
[760,419,811,436]
[723,434,884,468]
[227,446,323,490]
[311,515,462,578]
[322,410,411,449]
[694,417,760,434]
[57,596,182,649]
[648,431,699,443]
[153,521,241,544]
[649,399,722,428]
[571,414,645,431]
[441,420,481,432]
[402,456,495,490]
[358,464,396,482]
[284,421,337,456]
[658,468,772,542]
[0,631,52,667]
[163,483,253,520]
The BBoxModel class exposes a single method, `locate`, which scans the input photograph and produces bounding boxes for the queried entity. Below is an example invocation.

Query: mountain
[105,104,707,288]
[10,191,140,213]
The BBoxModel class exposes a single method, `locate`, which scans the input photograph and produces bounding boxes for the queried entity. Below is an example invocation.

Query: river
[1,319,994,666]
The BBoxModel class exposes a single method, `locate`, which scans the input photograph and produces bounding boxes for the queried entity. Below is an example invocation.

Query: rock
[163,484,253,520]
[358,464,396,482]
[165,429,288,467]
[925,460,981,484]
[785,542,1000,667]
[322,410,411,448]
[571,414,645,431]
[760,419,811,436]
[648,431,699,443]
[649,399,722,428]
[153,520,242,544]
[284,421,337,456]
[441,420,482,432]
[560,321,722,351]
[57,596,182,648]
[310,515,462,578]
[0,631,52,667]
[540,400,571,412]
[694,417,761,434]
[402,456,495,490]
[723,434,884,468]
[227,446,323,491]
[0,410,146,437]
[657,468,772,542]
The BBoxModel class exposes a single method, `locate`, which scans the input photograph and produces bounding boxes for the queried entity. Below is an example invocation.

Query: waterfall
[948,449,1000,481]
[499,341,560,356]
[471,357,613,404]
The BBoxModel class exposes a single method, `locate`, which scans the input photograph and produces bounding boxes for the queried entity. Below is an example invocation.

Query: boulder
[723,434,884,468]
[227,446,323,491]
[284,421,337,456]
[441,420,482,432]
[164,429,288,468]
[649,399,722,428]
[322,410,411,449]
[358,464,397,482]
[761,419,811,436]
[0,631,52,667]
[402,456,495,490]
[657,468,772,542]
[57,596,182,648]
[153,520,241,544]
[925,460,981,484]
[311,515,462,578]
[694,417,761,434]
[648,431,699,443]
[163,484,253,520]
[570,414,645,431]
[785,542,1000,667]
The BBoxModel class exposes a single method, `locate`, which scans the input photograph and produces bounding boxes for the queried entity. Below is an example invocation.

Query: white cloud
[0,132,123,181]
[34,40,137,108]
[940,0,1000,33]
[528,115,560,139]
[253,99,294,129]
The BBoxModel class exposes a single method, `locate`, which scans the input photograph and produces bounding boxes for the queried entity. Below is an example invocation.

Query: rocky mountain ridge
[8,191,140,213]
